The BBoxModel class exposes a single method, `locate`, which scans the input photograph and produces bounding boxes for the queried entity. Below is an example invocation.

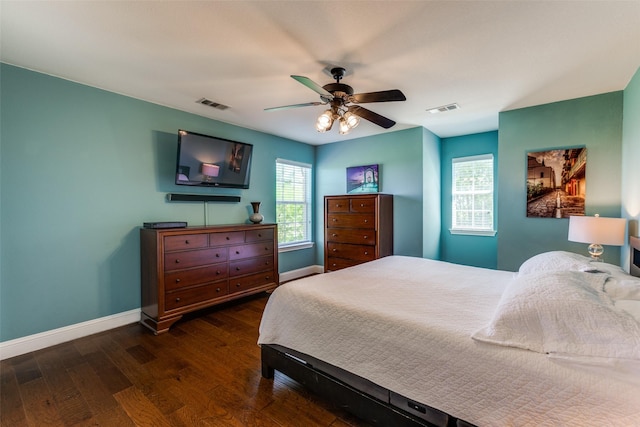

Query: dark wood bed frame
[261,238,640,427]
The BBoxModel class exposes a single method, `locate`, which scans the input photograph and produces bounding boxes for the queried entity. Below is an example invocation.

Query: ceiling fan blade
[350,89,406,104]
[264,101,324,112]
[349,105,396,129]
[291,75,334,98]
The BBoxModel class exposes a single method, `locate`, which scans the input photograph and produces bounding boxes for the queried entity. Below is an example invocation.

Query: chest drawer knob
[185,240,190,244]
[175,297,181,302]
[175,259,180,264]
[226,236,230,240]
[332,248,337,252]
[360,203,364,207]
[175,278,181,283]
[236,267,241,271]
[236,283,241,288]
[364,251,369,255]
[216,270,221,275]
[364,219,368,223]
[236,250,240,255]
[216,287,221,293]
[332,233,337,237]
[363,235,368,239]
[216,253,220,258]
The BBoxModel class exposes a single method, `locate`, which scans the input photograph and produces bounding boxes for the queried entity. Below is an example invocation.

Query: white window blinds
[452,154,494,232]
[276,159,312,246]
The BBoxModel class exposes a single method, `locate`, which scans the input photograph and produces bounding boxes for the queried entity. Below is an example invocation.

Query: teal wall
[422,127,442,260]
[622,67,640,271]
[497,92,624,271]
[440,131,498,268]
[315,127,435,264]
[0,64,315,341]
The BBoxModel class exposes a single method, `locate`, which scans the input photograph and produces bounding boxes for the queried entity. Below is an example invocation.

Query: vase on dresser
[250,201,264,224]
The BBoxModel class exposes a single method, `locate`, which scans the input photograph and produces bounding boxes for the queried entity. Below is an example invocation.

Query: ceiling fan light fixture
[338,117,352,135]
[343,111,360,130]
[316,109,334,132]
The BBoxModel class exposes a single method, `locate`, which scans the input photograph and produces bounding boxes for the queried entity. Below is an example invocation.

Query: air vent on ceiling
[196,98,230,110]
[426,103,460,114]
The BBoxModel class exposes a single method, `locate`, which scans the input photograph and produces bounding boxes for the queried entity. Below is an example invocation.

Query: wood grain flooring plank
[66,361,120,417]
[19,376,64,426]
[0,362,28,427]
[35,348,93,426]
[113,386,172,427]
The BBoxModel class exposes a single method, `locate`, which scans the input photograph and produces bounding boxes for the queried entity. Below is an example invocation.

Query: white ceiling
[2,1,639,145]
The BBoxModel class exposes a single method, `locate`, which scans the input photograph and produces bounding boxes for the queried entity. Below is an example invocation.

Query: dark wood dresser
[324,194,393,272]
[140,223,279,334]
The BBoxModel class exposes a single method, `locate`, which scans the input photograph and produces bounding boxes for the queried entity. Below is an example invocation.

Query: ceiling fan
[265,67,406,135]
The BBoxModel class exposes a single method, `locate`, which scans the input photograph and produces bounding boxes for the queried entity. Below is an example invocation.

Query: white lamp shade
[568,215,626,246]
[202,163,220,177]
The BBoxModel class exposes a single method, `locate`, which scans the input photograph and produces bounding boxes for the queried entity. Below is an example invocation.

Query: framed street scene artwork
[347,164,379,193]
[526,147,586,218]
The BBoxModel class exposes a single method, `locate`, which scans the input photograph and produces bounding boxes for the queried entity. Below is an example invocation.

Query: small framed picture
[526,147,586,218]
[347,164,379,193]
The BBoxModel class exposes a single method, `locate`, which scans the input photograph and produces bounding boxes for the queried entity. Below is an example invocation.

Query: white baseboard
[279,264,324,283]
[0,309,141,361]
[0,265,325,361]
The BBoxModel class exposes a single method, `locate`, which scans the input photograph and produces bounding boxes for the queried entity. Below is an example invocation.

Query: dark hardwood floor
[1,293,370,427]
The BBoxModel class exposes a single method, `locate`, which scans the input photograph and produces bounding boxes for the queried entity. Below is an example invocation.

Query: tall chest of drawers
[324,194,393,272]
[140,223,279,334]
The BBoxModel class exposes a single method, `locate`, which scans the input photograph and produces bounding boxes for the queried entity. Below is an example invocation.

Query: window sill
[449,229,497,237]
[278,242,315,253]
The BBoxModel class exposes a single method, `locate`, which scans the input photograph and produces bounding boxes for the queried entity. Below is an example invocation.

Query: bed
[258,237,640,427]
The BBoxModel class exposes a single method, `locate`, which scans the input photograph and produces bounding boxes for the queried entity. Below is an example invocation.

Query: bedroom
[1,1,640,425]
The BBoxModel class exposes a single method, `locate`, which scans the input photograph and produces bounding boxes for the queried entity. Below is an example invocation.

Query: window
[276,159,313,250]
[451,154,495,236]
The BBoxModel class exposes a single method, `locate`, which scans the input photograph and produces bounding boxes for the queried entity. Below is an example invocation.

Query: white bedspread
[258,256,640,427]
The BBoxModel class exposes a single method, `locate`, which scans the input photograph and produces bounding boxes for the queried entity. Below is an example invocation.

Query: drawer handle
[364,220,368,223]
[336,204,342,207]
[236,267,241,271]
[216,253,220,258]
[258,233,262,237]
[363,235,368,239]
[175,259,180,264]
[216,287,221,292]
[264,247,269,251]
[236,283,241,288]
[332,218,337,222]
[216,270,221,275]
[175,279,181,283]
[332,248,337,252]
[236,250,240,255]
[332,233,337,237]
[185,240,190,244]
[226,236,230,240]
[360,203,364,207]
[265,276,270,280]
[175,297,181,302]
[364,251,369,255]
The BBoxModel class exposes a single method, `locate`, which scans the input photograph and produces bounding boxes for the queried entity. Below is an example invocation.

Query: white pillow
[518,251,594,276]
[472,270,640,359]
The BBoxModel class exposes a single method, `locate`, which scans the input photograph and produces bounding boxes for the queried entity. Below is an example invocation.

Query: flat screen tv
[175,130,253,189]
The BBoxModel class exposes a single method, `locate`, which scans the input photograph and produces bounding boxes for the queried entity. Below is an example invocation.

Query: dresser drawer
[245,228,274,242]
[326,256,365,271]
[230,271,277,293]
[327,198,350,213]
[164,263,228,291]
[164,234,208,252]
[229,255,275,277]
[209,231,245,247]
[327,213,375,229]
[164,248,228,271]
[327,242,376,261]
[326,228,376,245]
[165,282,229,311]
[350,198,376,213]
[229,242,274,260]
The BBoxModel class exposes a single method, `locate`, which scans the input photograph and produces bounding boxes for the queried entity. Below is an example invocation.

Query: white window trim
[451,153,496,236]
[276,158,313,250]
